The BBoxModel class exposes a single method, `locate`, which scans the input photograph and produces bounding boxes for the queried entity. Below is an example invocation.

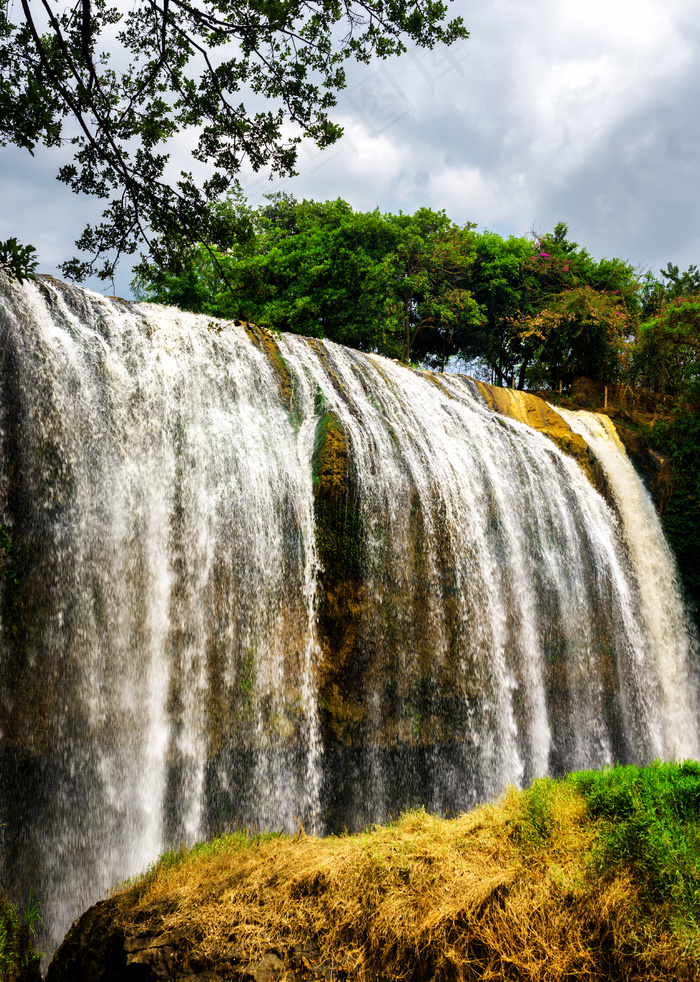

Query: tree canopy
[134,204,642,373]
[133,193,482,363]
[500,224,639,389]
[0,0,466,281]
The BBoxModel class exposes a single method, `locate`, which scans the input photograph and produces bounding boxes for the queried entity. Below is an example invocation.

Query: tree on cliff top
[451,222,639,388]
[133,195,481,363]
[0,0,466,282]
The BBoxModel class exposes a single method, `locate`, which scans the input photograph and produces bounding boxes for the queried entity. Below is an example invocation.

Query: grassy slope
[110,761,700,982]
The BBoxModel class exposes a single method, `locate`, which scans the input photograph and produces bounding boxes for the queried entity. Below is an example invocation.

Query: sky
[2,0,700,299]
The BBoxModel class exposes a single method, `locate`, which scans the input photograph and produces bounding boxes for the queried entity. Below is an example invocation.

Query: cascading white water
[0,278,325,950]
[557,407,699,760]
[0,274,696,954]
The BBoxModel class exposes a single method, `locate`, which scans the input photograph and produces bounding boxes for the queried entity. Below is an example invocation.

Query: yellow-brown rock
[475,381,607,495]
[243,323,295,410]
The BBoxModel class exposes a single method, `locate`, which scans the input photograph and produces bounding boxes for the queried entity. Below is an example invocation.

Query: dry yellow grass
[110,782,699,981]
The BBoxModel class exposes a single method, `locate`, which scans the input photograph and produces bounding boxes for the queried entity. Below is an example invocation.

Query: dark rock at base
[45,898,130,981]
[46,899,346,982]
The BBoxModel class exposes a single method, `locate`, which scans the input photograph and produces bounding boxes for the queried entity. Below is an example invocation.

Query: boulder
[46,899,342,982]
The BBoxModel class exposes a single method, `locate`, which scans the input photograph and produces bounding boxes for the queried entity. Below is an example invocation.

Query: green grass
[568,760,700,943]
[0,891,41,981]
[512,760,700,964]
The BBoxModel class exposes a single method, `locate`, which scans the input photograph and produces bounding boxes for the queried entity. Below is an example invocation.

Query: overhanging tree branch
[1,0,467,281]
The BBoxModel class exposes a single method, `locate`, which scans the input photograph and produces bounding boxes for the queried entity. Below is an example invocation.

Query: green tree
[134,196,481,363]
[450,224,581,385]
[460,222,639,388]
[637,263,700,320]
[379,215,480,365]
[135,195,400,349]
[0,238,38,283]
[511,284,632,388]
[633,295,700,397]
[660,261,700,299]
[131,190,258,314]
[238,198,403,351]
[0,1,466,282]
[639,270,668,319]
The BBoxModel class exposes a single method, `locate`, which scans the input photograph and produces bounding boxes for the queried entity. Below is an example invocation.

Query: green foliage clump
[518,776,564,845]
[569,761,700,939]
[0,239,38,284]
[0,893,42,982]
[663,488,700,618]
[461,221,638,388]
[505,764,700,967]
[633,296,700,398]
[651,409,700,617]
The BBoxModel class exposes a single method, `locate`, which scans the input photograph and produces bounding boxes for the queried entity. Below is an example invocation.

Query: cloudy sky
[2,0,699,299]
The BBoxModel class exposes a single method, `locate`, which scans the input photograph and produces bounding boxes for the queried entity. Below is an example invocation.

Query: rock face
[475,381,612,499]
[46,900,342,982]
[537,376,675,516]
[615,424,674,515]
[45,900,128,982]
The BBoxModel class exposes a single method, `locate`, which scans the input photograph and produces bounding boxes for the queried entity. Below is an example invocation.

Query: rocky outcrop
[536,377,675,516]
[46,899,343,982]
[475,381,611,499]
[614,424,675,515]
[45,899,128,982]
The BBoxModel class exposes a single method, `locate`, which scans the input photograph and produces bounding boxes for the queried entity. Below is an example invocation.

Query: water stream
[0,275,696,952]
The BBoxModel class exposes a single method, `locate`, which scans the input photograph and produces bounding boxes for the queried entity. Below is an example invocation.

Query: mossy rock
[312,409,348,506]
[311,410,373,743]
[243,323,297,419]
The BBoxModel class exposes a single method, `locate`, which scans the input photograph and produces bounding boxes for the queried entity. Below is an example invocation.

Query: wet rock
[616,423,674,514]
[46,898,344,982]
[45,898,130,982]
[475,380,613,500]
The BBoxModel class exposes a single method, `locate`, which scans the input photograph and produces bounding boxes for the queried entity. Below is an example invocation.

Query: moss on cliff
[242,323,298,420]
[311,404,372,746]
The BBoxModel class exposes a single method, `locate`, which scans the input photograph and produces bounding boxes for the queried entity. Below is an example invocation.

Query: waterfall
[0,274,696,953]
[556,408,698,760]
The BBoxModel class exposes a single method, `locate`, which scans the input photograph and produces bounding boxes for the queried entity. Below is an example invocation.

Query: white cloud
[423,164,518,226]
